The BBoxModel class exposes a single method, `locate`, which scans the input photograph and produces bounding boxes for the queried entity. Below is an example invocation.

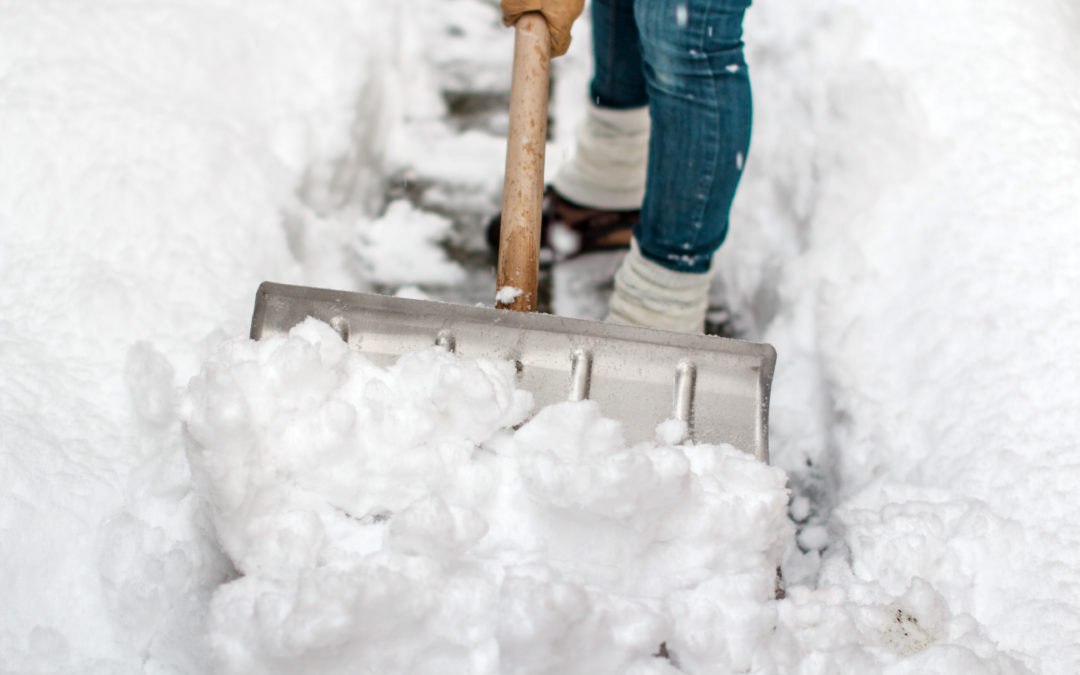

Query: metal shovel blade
[251,282,776,462]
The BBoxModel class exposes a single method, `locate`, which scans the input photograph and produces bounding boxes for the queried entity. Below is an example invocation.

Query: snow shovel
[249,14,776,461]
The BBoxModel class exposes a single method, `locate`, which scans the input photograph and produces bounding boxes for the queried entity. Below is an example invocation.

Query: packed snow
[2,0,1079,674]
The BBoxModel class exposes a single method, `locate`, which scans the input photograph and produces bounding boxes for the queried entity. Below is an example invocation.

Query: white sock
[607,239,713,334]
[552,101,649,210]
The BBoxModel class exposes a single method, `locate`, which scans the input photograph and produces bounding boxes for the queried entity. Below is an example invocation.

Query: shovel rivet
[435,330,456,353]
[674,360,697,436]
[329,316,350,343]
[568,349,593,401]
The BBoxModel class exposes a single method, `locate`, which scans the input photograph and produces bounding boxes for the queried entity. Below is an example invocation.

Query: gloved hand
[501,0,585,57]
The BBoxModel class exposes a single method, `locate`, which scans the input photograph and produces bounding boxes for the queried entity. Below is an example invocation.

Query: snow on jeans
[591,0,752,274]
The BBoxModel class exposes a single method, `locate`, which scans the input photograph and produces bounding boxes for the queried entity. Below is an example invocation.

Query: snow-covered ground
[2,0,1079,673]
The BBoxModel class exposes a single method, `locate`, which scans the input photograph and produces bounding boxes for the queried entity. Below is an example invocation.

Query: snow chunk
[494,285,524,305]
[182,320,794,673]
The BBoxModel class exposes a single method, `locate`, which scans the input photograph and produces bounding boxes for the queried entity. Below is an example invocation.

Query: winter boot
[486,101,649,261]
[485,186,638,261]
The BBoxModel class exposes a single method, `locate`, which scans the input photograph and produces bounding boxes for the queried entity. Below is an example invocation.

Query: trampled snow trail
[2,0,1079,673]
[725,1,1080,672]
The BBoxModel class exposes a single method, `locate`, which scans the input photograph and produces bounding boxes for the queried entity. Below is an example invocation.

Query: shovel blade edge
[252,282,776,462]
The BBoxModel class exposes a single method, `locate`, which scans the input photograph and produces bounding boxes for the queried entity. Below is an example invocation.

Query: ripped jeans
[591,0,752,273]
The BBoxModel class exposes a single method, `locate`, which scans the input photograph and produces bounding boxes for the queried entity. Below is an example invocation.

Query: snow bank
[181,318,791,673]
[0,1,407,671]
[723,0,1080,672]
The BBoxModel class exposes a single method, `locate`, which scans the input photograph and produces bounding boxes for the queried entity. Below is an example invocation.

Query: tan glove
[501,0,585,57]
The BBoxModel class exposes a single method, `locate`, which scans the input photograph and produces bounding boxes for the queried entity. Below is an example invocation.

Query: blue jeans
[591,0,752,273]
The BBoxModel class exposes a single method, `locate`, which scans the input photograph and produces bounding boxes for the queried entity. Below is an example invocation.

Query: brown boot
[486,187,638,263]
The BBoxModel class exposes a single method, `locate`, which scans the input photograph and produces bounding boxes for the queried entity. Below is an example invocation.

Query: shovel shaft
[496,13,551,312]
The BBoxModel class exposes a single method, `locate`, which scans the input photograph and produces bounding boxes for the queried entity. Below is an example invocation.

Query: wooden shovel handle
[496,12,551,313]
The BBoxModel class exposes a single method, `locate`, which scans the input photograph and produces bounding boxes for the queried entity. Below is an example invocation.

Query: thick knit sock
[607,240,713,333]
[551,101,649,210]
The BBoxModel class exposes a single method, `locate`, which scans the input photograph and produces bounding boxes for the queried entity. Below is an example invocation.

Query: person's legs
[607,0,751,332]
[589,0,647,109]
[524,0,754,332]
[633,0,752,274]
[550,0,650,211]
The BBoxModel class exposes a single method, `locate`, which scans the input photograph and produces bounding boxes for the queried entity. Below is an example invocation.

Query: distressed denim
[591,0,752,273]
